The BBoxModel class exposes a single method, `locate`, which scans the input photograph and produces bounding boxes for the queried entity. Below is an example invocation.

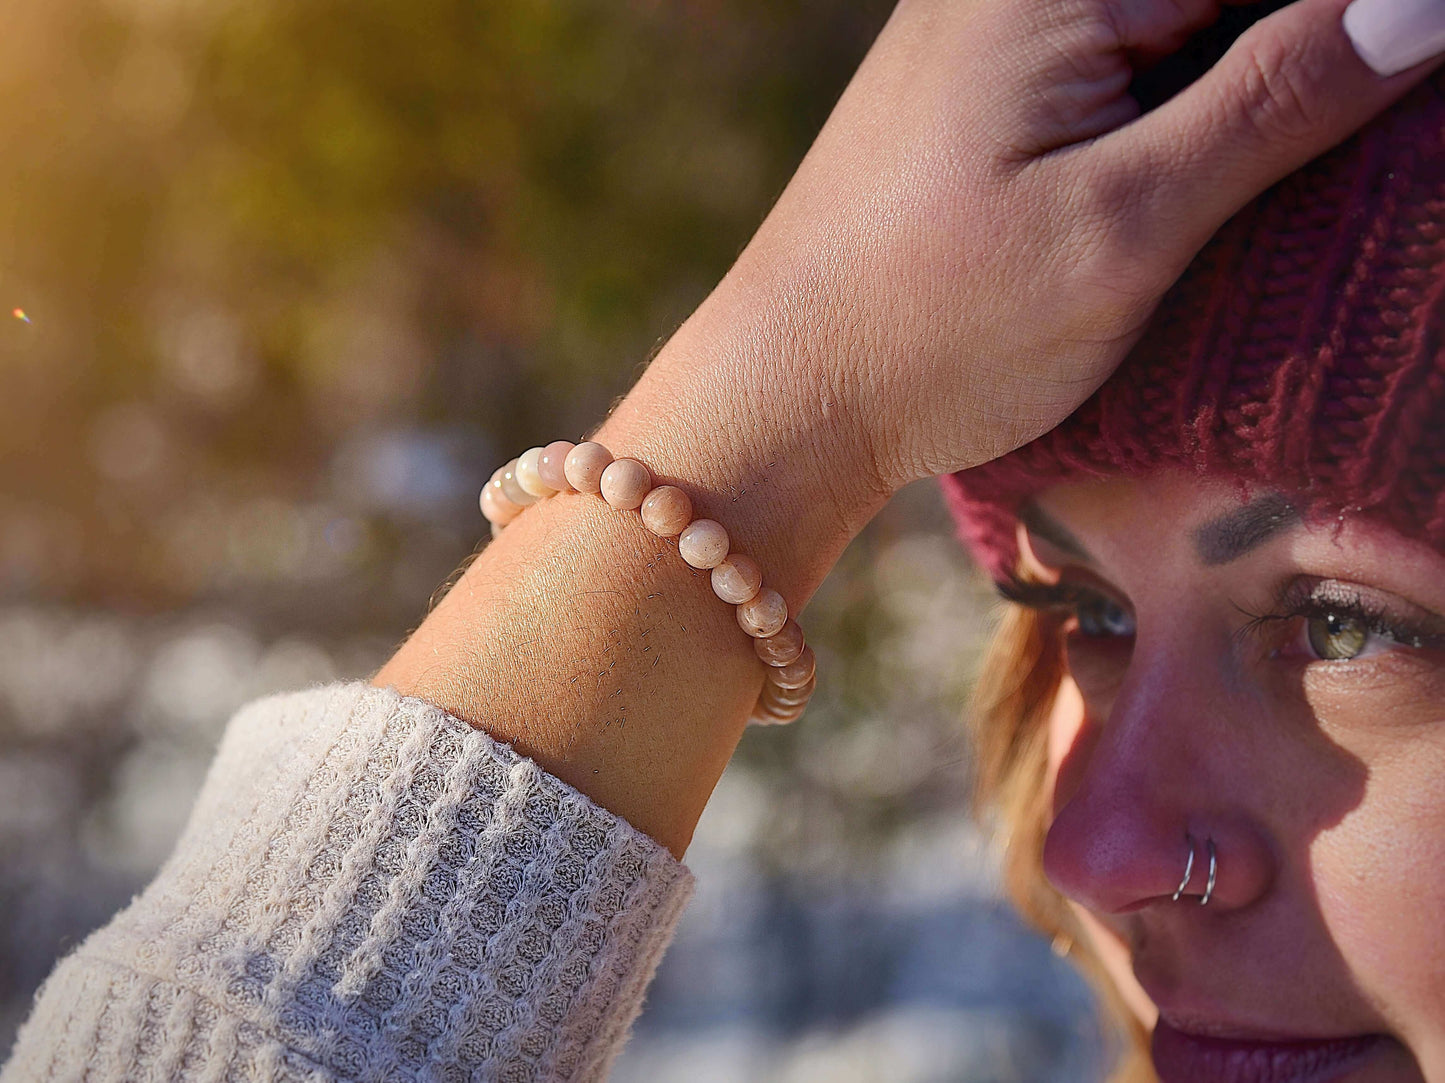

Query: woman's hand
[692,0,1440,493]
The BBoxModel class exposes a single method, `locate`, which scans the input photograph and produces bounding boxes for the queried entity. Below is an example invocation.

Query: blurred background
[0,0,1106,1078]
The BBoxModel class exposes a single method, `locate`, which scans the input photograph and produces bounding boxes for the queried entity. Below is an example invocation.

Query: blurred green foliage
[0,0,894,615]
[0,9,1031,1055]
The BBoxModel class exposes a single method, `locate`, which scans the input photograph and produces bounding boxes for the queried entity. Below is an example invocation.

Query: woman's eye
[1305,613,1370,661]
[1075,595,1135,638]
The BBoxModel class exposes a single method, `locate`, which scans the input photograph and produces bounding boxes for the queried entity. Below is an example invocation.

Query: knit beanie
[941,68,1445,581]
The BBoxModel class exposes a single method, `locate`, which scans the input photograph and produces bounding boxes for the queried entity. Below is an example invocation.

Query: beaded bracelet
[479,440,815,726]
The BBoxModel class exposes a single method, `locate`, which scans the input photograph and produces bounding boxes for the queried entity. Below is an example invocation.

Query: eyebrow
[1020,491,1302,569]
[1191,493,1300,566]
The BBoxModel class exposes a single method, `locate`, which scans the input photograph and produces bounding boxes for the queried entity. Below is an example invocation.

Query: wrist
[593,287,891,612]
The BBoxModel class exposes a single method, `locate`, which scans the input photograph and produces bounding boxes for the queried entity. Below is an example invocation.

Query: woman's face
[1024,471,1445,1083]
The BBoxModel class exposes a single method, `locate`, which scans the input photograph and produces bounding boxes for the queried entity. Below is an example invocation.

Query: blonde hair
[969,602,1155,1083]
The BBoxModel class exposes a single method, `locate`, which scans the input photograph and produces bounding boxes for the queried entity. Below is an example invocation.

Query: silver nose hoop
[1172,834,1217,907]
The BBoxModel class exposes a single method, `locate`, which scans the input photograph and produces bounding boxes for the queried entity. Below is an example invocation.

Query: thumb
[1109,0,1445,260]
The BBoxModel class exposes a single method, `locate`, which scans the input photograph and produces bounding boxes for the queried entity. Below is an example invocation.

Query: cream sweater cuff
[2,683,694,1082]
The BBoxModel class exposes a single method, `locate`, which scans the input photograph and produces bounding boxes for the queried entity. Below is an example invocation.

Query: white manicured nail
[1344,0,1445,76]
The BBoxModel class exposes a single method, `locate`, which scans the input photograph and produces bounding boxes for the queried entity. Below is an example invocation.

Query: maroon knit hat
[941,70,1445,581]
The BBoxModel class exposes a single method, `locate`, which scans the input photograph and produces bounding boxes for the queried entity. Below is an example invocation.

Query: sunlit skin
[1020,471,1445,1082]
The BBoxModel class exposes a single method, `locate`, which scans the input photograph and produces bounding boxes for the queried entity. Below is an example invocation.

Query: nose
[1040,650,1277,916]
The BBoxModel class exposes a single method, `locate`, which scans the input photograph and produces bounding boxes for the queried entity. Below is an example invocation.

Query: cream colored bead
[539,440,576,492]
[564,441,612,493]
[754,619,805,666]
[678,519,729,569]
[711,554,762,605]
[516,447,555,498]
[600,457,652,510]
[640,485,692,537]
[750,697,807,725]
[763,674,815,707]
[771,645,815,689]
[483,467,523,520]
[736,587,787,638]
[498,459,538,507]
[480,482,520,526]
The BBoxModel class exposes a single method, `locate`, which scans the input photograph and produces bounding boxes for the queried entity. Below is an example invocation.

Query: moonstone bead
[564,441,612,493]
[538,441,576,492]
[736,587,787,638]
[763,674,815,706]
[480,482,520,526]
[711,554,762,605]
[515,447,555,498]
[498,459,538,507]
[483,467,523,520]
[600,457,652,510]
[750,697,807,725]
[640,485,693,537]
[678,519,729,569]
[771,645,815,689]
[754,619,805,666]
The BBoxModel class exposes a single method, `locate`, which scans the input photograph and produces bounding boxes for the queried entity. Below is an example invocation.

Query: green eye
[1306,613,1369,660]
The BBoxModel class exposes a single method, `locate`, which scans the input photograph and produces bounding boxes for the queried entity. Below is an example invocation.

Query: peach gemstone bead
[754,619,805,666]
[771,645,816,689]
[736,587,787,638]
[764,674,815,707]
[711,554,762,605]
[600,457,652,510]
[751,696,807,725]
[498,459,538,507]
[678,519,729,569]
[483,467,523,518]
[640,485,692,536]
[515,447,555,498]
[564,441,612,493]
[538,441,576,492]
[480,482,520,526]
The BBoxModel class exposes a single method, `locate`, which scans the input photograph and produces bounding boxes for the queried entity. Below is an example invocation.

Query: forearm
[373,285,890,857]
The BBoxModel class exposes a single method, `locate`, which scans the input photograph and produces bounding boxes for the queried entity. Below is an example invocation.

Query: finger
[1125,0,1291,76]
[988,0,1277,154]
[1106,0,1444,261]
[1104,0,1227,61]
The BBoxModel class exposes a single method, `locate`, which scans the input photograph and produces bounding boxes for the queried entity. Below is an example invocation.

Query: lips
[1151,1019,1388,1083]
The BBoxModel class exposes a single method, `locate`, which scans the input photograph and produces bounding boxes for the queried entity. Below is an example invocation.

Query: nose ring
[1172,834,1217,906]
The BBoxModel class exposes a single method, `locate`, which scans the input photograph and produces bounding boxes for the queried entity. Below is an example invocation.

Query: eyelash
[997,576,1445,656]
[997,576,1128,630]
[1236,581,1445,654]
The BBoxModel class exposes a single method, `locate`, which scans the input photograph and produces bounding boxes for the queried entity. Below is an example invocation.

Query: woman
[945,22,1445,1078]
[3,0,1441,1080]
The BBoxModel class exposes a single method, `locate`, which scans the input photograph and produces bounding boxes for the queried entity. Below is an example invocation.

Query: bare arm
[373,285,887,857]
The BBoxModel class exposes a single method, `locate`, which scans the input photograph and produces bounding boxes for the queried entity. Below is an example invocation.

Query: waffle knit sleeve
[0,683,695,1083]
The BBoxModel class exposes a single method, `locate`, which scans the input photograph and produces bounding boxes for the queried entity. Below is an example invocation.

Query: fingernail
[1344,0,1445,76]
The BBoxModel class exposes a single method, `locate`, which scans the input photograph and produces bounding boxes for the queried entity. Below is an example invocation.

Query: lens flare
[12,308,30,324]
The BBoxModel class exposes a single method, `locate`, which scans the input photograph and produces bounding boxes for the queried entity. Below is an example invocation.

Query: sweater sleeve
[0,683,695,1083]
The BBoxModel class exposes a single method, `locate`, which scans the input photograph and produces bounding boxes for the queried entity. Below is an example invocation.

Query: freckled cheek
[1311,819,1445,1050]
[1305,712,1445,1045]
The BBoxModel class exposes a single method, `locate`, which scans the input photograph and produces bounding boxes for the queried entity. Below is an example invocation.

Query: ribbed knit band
[942,73,1445,581]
